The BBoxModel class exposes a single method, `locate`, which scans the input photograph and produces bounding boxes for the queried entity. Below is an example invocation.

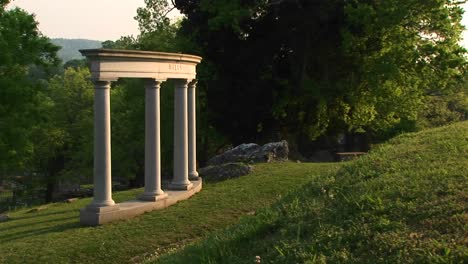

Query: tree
[341,0,466,132]
[30,67,94,201]
[135,0,182,52]
[0,1,59,174]
[110,79,146,186]
[102,36,139,50]
[63,59,86,69]
[173,0,466,151]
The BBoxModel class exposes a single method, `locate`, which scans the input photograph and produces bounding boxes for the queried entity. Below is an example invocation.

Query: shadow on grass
[7,208,80,221]
[0,214,80,233]
[0,219,80,243]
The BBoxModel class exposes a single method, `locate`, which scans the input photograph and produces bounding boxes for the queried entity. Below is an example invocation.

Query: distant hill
[51,38,102,63]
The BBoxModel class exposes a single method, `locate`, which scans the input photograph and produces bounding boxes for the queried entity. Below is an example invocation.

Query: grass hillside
[0,163,339,263]
[156,121,468,263]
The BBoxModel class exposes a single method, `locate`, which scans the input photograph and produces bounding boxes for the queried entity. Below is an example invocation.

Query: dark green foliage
[29,67,94,201]
[173,0,467,147]
[0,3,59,173]
[110,79,147,185]
[102,36,138,50]
[63,58,86,69]
[156,121,468,263]
[420,92,468,127]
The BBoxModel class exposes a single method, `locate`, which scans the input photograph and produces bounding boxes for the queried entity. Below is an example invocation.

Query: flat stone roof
[80,49,202,64]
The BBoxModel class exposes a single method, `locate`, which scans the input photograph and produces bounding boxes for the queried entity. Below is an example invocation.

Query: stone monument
[79,49,202,226]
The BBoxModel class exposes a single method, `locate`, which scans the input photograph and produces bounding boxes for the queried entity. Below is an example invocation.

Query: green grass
[155,121,468,264]
[0,162,340,263]
[0,189,13,203]
[0,190,13,196]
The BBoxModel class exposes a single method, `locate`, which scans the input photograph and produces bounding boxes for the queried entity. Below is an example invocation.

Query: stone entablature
[81,49,201,81]
[79,49,202,226]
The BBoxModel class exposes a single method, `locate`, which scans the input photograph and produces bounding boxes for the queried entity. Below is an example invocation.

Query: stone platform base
[80,179,202,226]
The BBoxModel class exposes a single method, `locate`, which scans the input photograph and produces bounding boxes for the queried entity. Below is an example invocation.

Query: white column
[188,80,199,180]
[140,79,168,201]
[88,81,116,210]
[169,79,193,190]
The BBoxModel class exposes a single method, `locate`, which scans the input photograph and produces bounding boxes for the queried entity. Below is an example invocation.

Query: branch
[162,6,176,19]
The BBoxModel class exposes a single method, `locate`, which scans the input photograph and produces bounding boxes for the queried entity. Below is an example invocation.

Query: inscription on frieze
[169,64,183,71]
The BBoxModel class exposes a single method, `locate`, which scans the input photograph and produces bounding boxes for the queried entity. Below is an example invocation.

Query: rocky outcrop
[207,143,260,165]
[200,141,289,181]
[207,140,289,165]
[248,141,289,163]
[199,163,253,182]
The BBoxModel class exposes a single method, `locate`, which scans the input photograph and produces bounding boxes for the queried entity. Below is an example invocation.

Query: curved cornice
[79,49,202,81]
[80,49,202,64]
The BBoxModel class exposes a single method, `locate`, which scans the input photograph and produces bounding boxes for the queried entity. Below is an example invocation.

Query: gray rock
[27,205,49,213]
[200,141,288,182]
[199,162,253,182]
[0,214,9,222]
[65,198,79,203]
[208,143,260,165]
[248,140,289,163]
[207,141,289,165]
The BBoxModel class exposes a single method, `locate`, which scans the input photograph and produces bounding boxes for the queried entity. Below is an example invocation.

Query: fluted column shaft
[170,79,193,190]
[140,79,168,201]
[188,80,199,180]
[90,81,115,209]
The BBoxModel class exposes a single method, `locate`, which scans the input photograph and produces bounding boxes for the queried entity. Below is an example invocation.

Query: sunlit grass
[155,121,468,263]
[0,162,340,263]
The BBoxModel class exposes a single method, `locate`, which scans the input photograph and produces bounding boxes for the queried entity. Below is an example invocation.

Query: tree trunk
[45,182,55,203]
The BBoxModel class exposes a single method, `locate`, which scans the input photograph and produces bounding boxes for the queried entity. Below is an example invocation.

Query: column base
[80,204,120,226]
[189,176,201,181]
[168,182,193,191]
[86,200,117,212]
[138,192,168,202]
[80,179,202,226]
[189,171,200,181]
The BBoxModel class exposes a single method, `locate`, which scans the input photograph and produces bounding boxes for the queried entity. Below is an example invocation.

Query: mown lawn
[156,121,468,264]
[0,162,340,263]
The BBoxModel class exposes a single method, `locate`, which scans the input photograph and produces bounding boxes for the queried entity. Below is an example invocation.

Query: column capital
[188,79,197,88]
[174,79,190,88]
[145,79,166,89]
[93,80,111,89]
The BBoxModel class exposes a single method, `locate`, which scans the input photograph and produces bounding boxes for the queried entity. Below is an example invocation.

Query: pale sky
[7,0,468,47]
[8,0,147,41]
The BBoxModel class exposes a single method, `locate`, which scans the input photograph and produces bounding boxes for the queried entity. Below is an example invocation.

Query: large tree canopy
[173,0,466,147]
[0,1,59,172]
